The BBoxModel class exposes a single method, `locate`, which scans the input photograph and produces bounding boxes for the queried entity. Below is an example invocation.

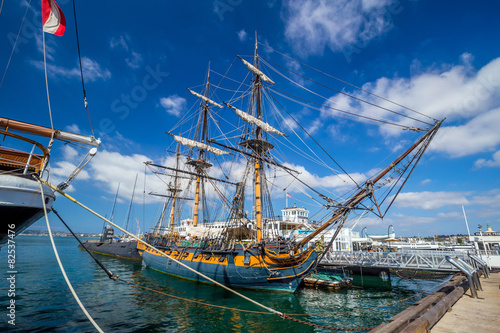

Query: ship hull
[141,244,318,292]
[79,240,142,260]
[0,174,55,245]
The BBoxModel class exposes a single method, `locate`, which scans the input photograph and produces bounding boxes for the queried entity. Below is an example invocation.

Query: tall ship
[138,39,443,292]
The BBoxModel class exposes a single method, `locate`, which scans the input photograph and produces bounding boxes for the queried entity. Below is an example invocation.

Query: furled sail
[187,89,223,109]
[237,56,275,85]
[171,134,229,156]
[225,103,285,136]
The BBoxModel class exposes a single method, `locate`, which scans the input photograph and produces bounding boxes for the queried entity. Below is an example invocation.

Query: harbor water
[1,235,451,332]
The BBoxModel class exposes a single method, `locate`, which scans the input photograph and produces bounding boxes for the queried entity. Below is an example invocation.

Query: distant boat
[138,39,444,292]
[0,117,99,246]
[79,180,142,260]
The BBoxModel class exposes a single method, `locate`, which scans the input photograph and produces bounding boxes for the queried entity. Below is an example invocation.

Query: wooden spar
[193,176,201,227]
[0,117,100,146]
[255,158,263,241]
[194,63,211,227]
[145,162,238,186]
[253,41,264,242]
[209,140,299,174]
[294,119,444,250]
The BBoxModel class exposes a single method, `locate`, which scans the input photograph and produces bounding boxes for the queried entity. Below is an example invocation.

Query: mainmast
[239,40,269,242]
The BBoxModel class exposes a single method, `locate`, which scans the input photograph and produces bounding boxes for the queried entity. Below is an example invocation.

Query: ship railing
[0,130,50,174]
[477,249,500,257]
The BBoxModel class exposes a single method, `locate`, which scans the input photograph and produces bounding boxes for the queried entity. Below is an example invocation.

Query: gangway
[321,250,471,272]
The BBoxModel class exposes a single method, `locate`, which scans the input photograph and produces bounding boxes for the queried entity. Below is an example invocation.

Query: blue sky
[1,0,499,237]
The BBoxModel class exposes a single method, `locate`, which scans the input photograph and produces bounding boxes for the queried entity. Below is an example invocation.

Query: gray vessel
[79,226,141,260]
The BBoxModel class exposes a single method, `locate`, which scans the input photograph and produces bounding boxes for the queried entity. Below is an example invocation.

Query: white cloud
[87,150,159,203]
[314,55,500,159]
[160,95,186,117]
[80,57,112,81]
[237,29,247,42]
[395,191,470,210]
[30,57,111,82]
[475,150,500,168]
[65,124,81,134]
[431,107,500,157]
[282,0,396,57]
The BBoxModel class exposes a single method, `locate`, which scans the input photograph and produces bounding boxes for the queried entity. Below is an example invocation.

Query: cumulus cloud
[475,150,500,168]
[394,191,471,210]
[160,95,186,117]
[431,108,500,157]
[282,0,397,57]
[312,55,500,159]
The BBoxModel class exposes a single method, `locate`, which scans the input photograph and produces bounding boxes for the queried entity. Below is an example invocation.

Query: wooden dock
[370,271,500,333]
[431,271,500,332]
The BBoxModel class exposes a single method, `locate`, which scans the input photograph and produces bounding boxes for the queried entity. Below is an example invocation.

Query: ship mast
[237,39,270,242]
[168,148,182,235]
[187,63,215,227]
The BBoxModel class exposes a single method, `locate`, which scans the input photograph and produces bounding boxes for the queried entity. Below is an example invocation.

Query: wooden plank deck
[431,272,500,333]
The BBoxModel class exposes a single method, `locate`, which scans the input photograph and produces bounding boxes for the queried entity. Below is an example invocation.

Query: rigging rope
[261,56,433,127]
[258,42,437,122]
[37,180,104,333]
[43,31,55,134]
[37,177,284,317]
[71,0,95,136]
[0,0,32,90]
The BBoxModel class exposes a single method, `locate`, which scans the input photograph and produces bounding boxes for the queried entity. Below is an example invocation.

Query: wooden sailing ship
[0,117,100,245]
[138,40,443,292]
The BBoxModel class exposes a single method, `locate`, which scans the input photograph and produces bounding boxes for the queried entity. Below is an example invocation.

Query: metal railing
[321,250,471,272]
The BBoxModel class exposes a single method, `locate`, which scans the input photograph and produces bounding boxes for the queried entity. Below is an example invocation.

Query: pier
[431,271,500,333]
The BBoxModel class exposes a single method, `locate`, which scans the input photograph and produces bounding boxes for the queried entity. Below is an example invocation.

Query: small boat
[0,117,99,246]
[303,273,352,290]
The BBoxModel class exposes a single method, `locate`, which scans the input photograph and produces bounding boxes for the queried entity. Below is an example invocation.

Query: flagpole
[286,192,288,208]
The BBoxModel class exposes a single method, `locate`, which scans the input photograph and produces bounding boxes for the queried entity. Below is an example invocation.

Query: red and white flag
[42,0,66,36]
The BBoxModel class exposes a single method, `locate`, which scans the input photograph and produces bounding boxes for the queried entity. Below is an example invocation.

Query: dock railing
[322,250,471,272]
[445,256,479,298]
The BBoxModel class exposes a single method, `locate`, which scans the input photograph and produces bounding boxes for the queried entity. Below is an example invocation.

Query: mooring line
[37,177,282,317]
[38,179,450,331]
[37,180,104,333]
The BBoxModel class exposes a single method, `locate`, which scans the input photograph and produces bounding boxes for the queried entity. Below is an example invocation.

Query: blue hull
[142,246,318,292]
